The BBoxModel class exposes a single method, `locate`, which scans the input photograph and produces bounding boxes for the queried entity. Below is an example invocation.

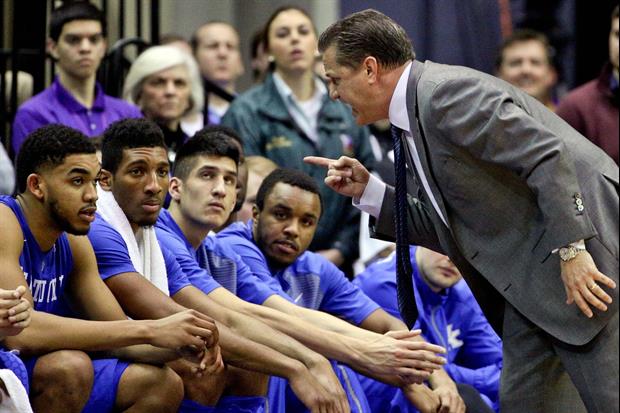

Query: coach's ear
[26,173,46,201]
[168,177,183,202]
[98,169,113,191]
[363,55,379,85]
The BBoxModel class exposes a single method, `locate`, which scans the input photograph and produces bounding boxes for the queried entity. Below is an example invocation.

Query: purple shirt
[12,77,142,154]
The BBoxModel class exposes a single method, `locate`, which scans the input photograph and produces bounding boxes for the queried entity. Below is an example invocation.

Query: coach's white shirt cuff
[353,174,386,218]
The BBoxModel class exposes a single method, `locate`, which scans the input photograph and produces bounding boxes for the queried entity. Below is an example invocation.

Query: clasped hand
[0,286,31,337]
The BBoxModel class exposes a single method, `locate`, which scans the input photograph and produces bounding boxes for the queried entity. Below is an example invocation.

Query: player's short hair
[172,126,241,181]
[16,124,96,193]
[255,168,323,215]
[101,118,167,174]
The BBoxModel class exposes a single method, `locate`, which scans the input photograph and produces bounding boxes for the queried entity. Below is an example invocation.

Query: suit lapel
[405,61,451,232]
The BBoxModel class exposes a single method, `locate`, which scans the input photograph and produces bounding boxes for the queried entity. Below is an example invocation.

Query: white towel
[0,369,33,413]
[96,185,170,296]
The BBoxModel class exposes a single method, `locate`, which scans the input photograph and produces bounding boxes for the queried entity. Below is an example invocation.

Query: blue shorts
[215,395,265,412]
[24,355,130,412]
[266,376,287,413]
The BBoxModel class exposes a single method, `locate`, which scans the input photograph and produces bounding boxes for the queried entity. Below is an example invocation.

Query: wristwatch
[558,245,585,262]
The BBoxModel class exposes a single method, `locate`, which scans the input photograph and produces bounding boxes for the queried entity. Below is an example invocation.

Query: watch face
[560,247,575,261]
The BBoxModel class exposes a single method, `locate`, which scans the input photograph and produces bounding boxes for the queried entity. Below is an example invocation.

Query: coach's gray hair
[318,9,414,69]
[123,45,204,116]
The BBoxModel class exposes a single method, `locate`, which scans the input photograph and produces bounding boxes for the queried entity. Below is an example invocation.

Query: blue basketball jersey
[88,214,191,296]
[0,196,73,315]
[156,209,282,304]
[217,221,380,325]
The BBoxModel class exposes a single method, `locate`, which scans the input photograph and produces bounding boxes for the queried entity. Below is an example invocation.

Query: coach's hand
[560,251,616,318]
[304,156,370,200]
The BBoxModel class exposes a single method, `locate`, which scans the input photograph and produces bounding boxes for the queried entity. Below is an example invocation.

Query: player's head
[99,118,169,230]
[253,168,322,266]
[170,126,241,231]
[16,124,99,235]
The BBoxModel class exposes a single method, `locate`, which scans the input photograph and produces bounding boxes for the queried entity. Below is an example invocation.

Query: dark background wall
[342,0,618,89]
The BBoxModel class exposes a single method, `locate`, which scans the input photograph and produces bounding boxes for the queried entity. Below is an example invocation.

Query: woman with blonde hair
[123,45,203,159]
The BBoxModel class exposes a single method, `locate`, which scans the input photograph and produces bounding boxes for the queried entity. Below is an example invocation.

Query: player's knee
[181,364,227,406]
[32,350,93,403]
[154,366,184,409]
[121,364,184,411]
[226,366,269,396]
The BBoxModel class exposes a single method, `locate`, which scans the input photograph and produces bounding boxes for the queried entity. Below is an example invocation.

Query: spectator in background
[222,6,375,273]
[354,247,502,412]
[556,6,619,165]
[0,145,15,195]
[496,29,558,111]
[188,22,244,130]
[123,45,204,161]
[11,2,141,155]
[237,156,278,223]
[250,29,270,84]
[159,32,193,56]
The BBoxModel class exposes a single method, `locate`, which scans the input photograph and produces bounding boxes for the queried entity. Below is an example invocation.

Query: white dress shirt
[273,72,326,144]
[353,62,449,227]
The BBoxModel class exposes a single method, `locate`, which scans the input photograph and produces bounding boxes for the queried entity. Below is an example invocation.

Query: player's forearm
[103,344,180,364]
[239,302,364,367]
[291,304,382,340]
[217,322,307,379]
[4,310,159,356]
[223,305,327,368]
[176,287,324,367]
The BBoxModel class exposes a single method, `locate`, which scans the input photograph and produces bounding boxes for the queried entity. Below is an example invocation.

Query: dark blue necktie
[391,125,419,328]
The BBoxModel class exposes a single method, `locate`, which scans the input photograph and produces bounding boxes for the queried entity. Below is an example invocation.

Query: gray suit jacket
[373,60,619,346]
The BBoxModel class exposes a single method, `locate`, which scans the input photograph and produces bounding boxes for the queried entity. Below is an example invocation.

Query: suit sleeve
[427,77,596,252]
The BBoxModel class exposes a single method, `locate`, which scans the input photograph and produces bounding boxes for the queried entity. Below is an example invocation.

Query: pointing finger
[304,156,336,168]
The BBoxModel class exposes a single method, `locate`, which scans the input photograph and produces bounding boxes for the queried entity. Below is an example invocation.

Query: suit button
[577,205,585,212]
[575,198,583,206]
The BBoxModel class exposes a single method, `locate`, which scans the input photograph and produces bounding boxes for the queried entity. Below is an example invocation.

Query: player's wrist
[136,320,157,345]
